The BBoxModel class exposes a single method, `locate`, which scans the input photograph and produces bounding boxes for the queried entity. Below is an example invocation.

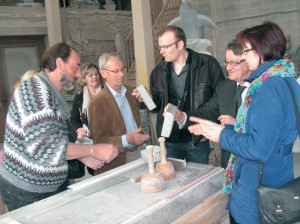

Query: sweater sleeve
[13,78,68,166]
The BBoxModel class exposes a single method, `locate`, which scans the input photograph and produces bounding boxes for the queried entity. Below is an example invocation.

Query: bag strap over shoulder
[283,78,300,135]
[258,78,300,186]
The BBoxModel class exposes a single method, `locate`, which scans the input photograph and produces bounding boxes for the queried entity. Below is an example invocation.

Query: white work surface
[0,159,225,224]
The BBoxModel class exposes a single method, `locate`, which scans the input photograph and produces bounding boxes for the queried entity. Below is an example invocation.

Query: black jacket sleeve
[68,92,83,142]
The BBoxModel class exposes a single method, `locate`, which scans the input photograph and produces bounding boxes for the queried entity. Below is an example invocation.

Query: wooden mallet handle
[146,145,155,174]
[130,173,143,183]
[158,137,167,164]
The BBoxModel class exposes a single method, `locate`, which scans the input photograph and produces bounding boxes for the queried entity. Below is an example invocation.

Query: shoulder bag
[258,78,300,224]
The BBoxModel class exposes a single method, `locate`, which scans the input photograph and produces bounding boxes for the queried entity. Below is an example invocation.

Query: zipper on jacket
[177,99,181,107]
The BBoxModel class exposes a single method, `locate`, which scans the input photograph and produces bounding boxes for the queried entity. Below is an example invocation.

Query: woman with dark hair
[188,21,300,223]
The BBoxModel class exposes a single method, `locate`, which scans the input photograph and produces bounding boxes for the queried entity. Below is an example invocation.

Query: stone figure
[168,0,217,55]
[168,0,217,40]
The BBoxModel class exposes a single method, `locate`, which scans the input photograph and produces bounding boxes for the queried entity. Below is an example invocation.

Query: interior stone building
[0,0,299,221]
[0,0,299,141]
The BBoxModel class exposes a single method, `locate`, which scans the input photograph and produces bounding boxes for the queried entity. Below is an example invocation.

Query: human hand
[132,88,143,102]
[90,144,119,163]
[126,127,150,145]
[163,104,185,123]
[76,127,87,140]
[163,103,170,116]
[78,157,105,170]
[132,86,152,103]
[218,115,236,126]
[188,116,224,143]
[174,108,185,123]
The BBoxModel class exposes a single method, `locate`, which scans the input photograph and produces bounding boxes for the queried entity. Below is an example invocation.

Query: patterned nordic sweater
[0,75,68,193]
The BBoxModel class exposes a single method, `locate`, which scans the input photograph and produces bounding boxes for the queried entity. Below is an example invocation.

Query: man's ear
[178,40,184,50]
[56,57,64,70]
[99,69,106,79]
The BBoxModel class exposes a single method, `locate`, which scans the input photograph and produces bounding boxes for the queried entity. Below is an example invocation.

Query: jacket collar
[158,48,196,71]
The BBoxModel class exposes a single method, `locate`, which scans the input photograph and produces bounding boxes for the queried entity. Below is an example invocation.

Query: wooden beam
[173,191,229,224]
[131,0,155,88]
[45,0,62,46]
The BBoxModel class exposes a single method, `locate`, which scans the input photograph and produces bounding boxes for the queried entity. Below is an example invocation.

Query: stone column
[131,0,155,88]
[45,0,62,46]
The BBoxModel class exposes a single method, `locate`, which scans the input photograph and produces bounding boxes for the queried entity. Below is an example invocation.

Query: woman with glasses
[188,21,300,224]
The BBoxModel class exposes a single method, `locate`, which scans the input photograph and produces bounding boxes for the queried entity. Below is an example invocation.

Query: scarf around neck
[223,58,296,194]
[82,85,102,117]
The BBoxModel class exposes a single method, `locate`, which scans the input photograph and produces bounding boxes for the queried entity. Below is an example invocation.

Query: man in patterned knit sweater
[0,43,119,211]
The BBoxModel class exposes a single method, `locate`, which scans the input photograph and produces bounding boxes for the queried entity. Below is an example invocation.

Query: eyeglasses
[158,40,180,50]
[242,48,253,54]
[224,60,246,67]
[102,67,127,74]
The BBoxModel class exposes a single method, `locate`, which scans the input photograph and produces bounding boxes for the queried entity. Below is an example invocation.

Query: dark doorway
[0,36,45,142]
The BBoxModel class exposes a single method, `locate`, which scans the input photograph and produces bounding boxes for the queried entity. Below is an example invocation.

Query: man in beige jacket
[89,53,150,175]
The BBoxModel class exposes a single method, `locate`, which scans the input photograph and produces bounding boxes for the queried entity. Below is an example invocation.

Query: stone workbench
[0,159,227,224]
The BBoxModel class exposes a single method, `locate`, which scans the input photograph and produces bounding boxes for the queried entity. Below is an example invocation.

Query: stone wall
[0,6,132,66]
[0,0,299,75]
[61,8,132,65]
[191,0,300,76]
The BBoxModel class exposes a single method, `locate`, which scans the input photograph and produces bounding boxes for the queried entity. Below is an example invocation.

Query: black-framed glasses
[224,60,246,67]
[102,67,127,74]
[158,40,180,50]
[242,48,253,54]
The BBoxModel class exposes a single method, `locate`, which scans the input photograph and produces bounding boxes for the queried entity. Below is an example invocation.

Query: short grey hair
[98,53,124,69]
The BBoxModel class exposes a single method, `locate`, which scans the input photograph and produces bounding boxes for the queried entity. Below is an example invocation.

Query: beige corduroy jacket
[88,84,142,174]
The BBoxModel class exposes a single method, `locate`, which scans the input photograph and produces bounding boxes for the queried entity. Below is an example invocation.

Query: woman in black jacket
[68,63,104,177]
[69,63,104,142]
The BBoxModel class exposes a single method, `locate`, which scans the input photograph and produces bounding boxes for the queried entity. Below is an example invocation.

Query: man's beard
[60,73,74,91]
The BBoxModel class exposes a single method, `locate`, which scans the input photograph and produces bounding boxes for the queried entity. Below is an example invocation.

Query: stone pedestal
[187,38,212,55]
[0,160,226,223]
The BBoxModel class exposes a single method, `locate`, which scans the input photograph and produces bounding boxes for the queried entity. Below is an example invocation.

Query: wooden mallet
[156,137,175,181]
[130,157,186,183]
[141,145,165,193]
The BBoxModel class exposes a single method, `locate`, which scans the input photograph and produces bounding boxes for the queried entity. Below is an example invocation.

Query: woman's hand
[188,116,224,143]
[76,127,87,139]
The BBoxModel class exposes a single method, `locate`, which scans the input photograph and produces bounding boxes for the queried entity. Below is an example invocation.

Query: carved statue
[168,0,217,39]
[168,0,217,55]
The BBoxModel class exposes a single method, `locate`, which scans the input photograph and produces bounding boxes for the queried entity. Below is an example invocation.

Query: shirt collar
[236,82,250,88]
[106,83,127,97]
